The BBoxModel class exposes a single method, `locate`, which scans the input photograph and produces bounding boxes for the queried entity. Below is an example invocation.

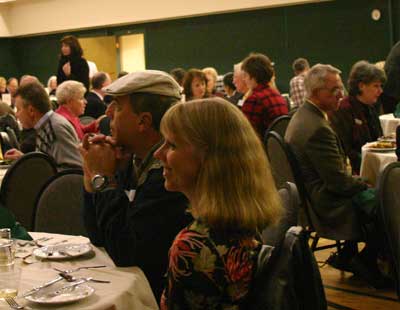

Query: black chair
[6,127,20,150]
[377,162,400,299]
[264,131,295,189]
[33,169,87,236]
[0,152,57,230]
[264,115,291,142]
[262,182,299,247]
[244,226,327,310]
[79,116,95,125]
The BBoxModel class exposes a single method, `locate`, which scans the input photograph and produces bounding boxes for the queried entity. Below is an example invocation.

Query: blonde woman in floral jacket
[155,98,283,310]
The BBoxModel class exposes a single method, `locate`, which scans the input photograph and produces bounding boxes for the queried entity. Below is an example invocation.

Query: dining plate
[33,243,92,260]
[367,146,396,153]
[25,283,94,305]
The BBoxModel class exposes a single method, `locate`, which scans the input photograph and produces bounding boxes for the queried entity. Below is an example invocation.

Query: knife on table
[45,277,93,297]
[22,276,64,297]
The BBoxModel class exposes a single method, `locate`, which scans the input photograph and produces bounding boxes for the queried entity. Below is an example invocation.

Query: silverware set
[22,265,109,298]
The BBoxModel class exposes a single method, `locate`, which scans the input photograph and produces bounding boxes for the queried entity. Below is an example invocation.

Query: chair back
[264,131,295,188]
[243,226,327,310]
[0,152,57,230]
[264,115,291,140]
[377,162,400,299]
[6,127,20,150]
[262,182,299,246]
[79,116,95,125]
[33,169,87,236]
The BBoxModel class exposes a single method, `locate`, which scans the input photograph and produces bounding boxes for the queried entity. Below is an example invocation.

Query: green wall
[0,39,19,79]
[0,0,395,92]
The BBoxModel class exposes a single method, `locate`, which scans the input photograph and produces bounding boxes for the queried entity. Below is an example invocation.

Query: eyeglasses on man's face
[319,86,344,97]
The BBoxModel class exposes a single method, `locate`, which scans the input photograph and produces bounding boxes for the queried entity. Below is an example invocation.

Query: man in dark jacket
[380,41,400,113]
[81,70,192,301]
[84,72,111,119]
[285,64,388,288]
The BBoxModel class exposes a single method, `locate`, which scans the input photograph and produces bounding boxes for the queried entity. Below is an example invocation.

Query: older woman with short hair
[155,97,282,310]
[55,80,98,140]
[329,60,386,173]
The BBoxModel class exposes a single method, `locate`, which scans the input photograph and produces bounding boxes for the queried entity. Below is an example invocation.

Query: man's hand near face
[80,134,117,192]
[80,134,132,192]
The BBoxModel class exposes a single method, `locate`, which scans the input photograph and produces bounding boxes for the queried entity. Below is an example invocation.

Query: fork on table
[4,297,24,309]
[53,265,106,273]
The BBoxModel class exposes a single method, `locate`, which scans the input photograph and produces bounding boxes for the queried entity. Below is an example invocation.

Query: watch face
[92,175,106,190]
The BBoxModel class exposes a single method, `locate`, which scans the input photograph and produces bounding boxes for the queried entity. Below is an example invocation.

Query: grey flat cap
[103,70,181,100]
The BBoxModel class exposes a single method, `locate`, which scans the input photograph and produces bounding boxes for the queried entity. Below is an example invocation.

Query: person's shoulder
[175,220,210,245]
[338,96,353,111]
[50,113,77,134]
[85,91,101,101]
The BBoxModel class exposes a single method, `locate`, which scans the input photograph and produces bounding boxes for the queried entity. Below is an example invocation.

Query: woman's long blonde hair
[160,97,282,232]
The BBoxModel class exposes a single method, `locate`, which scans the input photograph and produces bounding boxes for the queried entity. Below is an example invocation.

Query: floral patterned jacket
[160,219,261,310]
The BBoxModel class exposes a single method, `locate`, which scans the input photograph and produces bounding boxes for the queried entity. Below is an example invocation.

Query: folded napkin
[29,233,90,247]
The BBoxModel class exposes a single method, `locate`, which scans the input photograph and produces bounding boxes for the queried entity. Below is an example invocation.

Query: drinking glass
[0,266,21,298]
[0,239,15,267]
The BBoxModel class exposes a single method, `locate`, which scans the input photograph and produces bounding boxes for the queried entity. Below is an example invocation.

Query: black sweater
[57,56,90,90]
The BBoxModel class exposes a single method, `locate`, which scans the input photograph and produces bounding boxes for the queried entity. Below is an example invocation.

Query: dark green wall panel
[0,39,19,79]
[0,0,396,93]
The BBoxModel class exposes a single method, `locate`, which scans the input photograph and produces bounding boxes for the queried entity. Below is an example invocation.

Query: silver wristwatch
[91,174,115,192]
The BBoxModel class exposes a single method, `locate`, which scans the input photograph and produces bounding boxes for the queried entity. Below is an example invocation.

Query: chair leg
[335,240,342,253]
[311,235,319,251]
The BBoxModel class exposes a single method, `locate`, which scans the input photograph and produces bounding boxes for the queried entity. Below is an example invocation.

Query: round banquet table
[360,142,398,187]
[0,232,159,310]
[379,113,400,136]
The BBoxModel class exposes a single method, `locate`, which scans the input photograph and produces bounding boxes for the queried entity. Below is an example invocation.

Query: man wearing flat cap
[80,70,192,301]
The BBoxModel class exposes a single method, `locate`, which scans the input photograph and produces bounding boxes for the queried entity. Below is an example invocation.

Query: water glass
[0,266,21,298]
[0,228,11,239]
[0,239,14,266]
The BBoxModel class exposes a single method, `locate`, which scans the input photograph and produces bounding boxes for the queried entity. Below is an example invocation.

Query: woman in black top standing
[57,35,90,90]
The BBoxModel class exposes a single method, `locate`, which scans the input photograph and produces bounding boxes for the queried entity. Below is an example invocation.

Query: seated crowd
[0,33,399,309]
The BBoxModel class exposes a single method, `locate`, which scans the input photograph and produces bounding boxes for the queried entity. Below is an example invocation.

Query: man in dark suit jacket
[380,41,400,113]
[285,64,387,288]
[84,72,111,119]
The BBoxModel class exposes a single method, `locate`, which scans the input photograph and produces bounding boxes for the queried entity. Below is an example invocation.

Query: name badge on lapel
[354,118,363,125]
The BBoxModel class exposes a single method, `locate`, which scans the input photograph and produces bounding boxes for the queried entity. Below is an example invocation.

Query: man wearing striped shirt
[290,58,310,108]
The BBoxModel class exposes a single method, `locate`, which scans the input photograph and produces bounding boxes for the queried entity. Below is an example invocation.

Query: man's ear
[27,104,36,117]
[138,112,153,131]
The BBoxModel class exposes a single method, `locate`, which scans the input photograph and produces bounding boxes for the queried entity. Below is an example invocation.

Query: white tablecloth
[0,166,8,187]
[379,113,400,136]
[360,143,397,187]
[0,232,159,310]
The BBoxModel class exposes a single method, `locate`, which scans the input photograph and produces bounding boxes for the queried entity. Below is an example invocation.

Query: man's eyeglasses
[320,86,344,96]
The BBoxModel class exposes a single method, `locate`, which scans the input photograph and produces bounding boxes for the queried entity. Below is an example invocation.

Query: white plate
[367,147,396,153]
[33,243,92,260]
[25,283,94,305]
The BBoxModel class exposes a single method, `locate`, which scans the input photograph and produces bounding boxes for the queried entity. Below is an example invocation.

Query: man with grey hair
[84,72,111,119]
[232,62,249,107]
[80,70,192,300]
[285,64,388,288]
[4,81,82,168]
